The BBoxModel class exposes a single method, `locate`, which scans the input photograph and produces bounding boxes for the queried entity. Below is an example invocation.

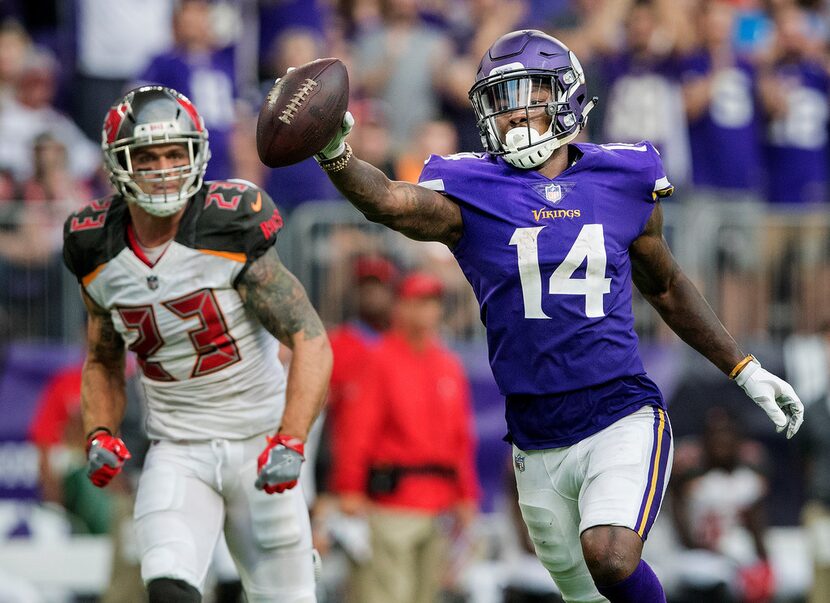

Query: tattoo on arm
[82,288,125,369]
[328,156,463,246]
[237,247,326,347]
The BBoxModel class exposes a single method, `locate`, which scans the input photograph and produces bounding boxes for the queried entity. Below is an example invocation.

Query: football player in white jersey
[62,86,332,603]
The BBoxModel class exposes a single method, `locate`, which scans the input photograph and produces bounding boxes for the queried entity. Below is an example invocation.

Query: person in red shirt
[312,255,398,553]
[333,271,480,603]
[327,255,398,423]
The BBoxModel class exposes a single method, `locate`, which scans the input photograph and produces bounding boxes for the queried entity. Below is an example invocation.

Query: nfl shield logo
[514,453,526,472]
[146,275,159,290]
[545,183,562,204]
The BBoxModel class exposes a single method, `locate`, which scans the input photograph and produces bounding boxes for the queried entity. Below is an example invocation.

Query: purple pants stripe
[635,407,671,539]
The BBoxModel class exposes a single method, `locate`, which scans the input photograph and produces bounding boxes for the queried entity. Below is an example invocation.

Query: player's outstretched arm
[317,114,463,246]
[630,203,803,437]
[80,288,131,487]
[236,247,333,442]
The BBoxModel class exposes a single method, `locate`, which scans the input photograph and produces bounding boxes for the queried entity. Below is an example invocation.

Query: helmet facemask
[469,52,595,169]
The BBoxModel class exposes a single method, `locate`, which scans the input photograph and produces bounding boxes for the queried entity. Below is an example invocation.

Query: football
[256,58,349,168]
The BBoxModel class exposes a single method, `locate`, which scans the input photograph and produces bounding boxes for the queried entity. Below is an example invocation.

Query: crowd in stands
[1,1,830,602]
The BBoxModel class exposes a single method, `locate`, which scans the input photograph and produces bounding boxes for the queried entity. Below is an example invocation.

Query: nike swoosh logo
[251,192,262,212]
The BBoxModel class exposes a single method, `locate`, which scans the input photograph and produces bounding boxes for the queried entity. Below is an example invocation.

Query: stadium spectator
[311,254,397,560]
[677,0,766,337]
[352,0,453,152]
[757,3,830,205]
[332,271,480,603]
[137,0,239,181]
[0,18,31,103]
[62,85,332,602]
[326,255,397,441]
[596,0,694,183]
[681,0,763,195]
[670,407,775,603]
[0,133,90,339]
[72,0,174,139]
[0,47,99,185]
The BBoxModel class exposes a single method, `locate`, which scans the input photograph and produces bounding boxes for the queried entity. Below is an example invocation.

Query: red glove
[255,434,305,494]
[85,429,131,488]
[739,560,775,603]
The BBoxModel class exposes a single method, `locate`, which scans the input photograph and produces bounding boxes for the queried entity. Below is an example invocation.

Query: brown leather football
[256,58,349,168]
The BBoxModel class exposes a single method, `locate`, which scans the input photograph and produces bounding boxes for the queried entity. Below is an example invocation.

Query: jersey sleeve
[194,180,283,263]
[62,196,124,284]
[643,141,675,201]
[418,152,488,200]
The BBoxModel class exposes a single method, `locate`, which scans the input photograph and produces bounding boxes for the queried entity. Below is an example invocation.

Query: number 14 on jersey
[509,224,611,319]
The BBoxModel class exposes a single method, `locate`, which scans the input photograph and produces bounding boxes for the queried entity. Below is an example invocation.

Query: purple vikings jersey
[419,142,672,449]
[764,60,830,204]
[681,53,762,191]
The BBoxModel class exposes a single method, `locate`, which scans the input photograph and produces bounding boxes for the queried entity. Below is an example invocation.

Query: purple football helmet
[469,30,596,169]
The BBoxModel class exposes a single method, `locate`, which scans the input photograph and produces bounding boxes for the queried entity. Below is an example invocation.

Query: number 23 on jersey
[510,224,611,319]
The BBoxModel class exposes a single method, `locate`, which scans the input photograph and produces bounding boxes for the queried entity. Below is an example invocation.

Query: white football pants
[134,433,316,602]
[513,405,673,603]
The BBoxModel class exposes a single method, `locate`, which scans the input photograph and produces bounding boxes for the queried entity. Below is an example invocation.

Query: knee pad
[148,578,201,603]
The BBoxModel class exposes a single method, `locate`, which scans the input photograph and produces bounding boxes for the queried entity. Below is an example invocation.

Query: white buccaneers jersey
[63,181,288,441]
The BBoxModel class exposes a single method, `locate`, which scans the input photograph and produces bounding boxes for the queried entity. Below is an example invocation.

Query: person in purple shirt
[138,0,237,182]
[758,5,830,205]
[308,30,804,602]
[681,0,762,193]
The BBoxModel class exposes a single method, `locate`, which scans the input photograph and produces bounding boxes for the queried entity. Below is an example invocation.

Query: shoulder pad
[182,181,282,262]
[63,196,128,283]
[596,141,674,201]
[418,152,489,193]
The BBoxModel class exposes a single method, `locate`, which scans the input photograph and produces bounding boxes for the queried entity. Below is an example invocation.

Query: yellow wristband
[729,354,755,379]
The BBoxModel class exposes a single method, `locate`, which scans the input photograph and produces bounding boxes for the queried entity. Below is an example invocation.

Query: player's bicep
[236,247,326,348]
[81,287,125,368]
[629,202,679,298]
[384,180,463,246]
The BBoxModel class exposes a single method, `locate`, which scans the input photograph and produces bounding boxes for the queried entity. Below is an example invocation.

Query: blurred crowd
[1,0,830,602]
[0,0,830,339]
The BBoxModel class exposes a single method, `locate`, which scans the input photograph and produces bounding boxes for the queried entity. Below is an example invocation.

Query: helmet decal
[103,102,130,144]
[176,96,203,132]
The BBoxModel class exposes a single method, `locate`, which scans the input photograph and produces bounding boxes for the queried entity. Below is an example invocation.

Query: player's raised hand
[86,429,131,488]
[255,434,305,494]
[315,111,354,161]
[734,358,804,438]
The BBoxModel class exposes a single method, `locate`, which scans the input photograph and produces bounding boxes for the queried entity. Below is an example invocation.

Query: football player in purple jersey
[63,86,332,602]
[312,30,804,602]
